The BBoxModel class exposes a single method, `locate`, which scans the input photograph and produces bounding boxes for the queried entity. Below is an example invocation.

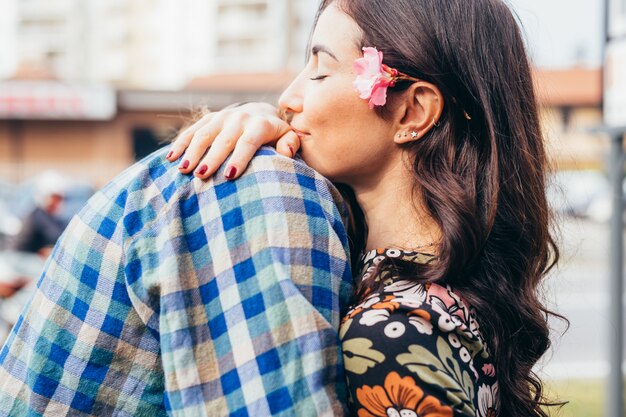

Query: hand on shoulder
[167,102,300,181]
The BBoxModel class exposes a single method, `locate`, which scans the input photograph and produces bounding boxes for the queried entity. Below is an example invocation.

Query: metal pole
[608,131,624,417]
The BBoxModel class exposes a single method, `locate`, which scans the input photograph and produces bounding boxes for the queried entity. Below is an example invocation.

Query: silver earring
[433,119,440,128]
[411,131,418,138]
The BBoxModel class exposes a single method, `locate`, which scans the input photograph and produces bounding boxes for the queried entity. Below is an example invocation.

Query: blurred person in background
[0,172,71,345]
[167,0,568,416]
[8,171,68,258]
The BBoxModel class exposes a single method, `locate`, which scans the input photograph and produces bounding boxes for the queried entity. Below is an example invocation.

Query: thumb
[275,131,300,158]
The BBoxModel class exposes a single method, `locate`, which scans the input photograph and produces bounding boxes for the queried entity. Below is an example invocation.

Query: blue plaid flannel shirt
[0,146,353,416]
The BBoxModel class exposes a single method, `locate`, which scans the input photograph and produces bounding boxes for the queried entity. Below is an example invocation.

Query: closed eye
[309,75,328,81]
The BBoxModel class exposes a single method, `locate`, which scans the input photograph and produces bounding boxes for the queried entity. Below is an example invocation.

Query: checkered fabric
[0,146,353,416]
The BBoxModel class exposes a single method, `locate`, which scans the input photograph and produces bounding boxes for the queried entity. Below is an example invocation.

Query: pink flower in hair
[353,47,399,109]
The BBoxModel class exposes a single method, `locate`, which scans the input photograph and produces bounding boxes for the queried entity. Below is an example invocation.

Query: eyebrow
[311,44,339,61]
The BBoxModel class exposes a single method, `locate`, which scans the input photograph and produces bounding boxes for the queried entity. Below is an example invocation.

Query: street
[538,216,621,380]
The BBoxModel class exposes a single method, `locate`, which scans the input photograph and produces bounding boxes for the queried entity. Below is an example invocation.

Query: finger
[220,117,292,180]
[168,112,214,161]
[178,113,231,173]
[275,131,300,158]
[217,132,270,180]
[193,120,245,179]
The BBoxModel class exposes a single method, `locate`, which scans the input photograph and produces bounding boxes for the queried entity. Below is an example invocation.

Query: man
[10,171,69,258]
[0,146,353,416]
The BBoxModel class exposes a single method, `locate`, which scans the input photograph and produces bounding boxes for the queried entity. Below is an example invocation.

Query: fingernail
[180,160,190,170]
[288,145,295,157]
[225,165,237,179]
[197,164,208,175]
[167,150,173,159]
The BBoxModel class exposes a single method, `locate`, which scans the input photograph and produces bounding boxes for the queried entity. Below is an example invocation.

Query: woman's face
[278,3,399,185]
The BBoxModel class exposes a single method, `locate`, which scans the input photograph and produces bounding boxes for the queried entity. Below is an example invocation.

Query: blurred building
[0,0,318,187]
[214,0,316,73]
[2,0,86,81]
[0,0,18,80]
[0,0,315,89]
[534,67,606,170]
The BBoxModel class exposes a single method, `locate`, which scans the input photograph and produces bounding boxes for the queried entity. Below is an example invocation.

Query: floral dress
[340,248,499,417]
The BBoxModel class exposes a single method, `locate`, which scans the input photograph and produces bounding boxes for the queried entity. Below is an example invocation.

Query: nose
[278,74,304,116]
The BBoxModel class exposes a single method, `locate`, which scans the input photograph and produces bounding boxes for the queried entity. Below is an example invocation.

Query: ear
[393,82,444,144]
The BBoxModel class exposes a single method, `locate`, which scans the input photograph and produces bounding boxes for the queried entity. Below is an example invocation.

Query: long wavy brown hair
[314,0,568,416]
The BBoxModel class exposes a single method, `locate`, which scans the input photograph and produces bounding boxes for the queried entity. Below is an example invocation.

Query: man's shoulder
[83,146,349,239]
[99,145,343,204]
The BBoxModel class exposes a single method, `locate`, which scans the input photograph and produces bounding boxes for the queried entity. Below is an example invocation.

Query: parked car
[546,170,610,218]
[0,201,21,250]
[584,180,626,223]
[0,181,21,250]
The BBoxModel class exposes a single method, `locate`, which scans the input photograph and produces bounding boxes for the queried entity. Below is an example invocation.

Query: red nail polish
[181,160,190,170]
[225,166,237,179]
[197,164,208,175]
[167,150,173,159]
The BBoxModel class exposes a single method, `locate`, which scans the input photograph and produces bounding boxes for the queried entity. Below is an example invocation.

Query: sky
[507,0,604,68]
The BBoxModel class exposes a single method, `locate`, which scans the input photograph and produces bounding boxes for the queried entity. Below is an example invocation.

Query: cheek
[302,87,345,138]
[300,89,393,182]
[307,85,354,126]
[308,78,378,143]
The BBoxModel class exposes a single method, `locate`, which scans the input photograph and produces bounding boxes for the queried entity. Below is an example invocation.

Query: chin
[299,147,337,182]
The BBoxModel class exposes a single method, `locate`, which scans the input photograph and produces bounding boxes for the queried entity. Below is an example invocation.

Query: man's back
[0,146,353,416]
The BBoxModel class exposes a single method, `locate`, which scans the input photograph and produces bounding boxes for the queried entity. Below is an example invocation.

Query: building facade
[0,0,315,89]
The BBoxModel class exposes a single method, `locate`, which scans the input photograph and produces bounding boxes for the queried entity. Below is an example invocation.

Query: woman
[168,0,565,416]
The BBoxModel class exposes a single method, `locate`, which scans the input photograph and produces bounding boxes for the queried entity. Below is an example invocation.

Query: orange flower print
[407,309,433,335]
[343,306,364,322]
[358,296,403,327]
[371,295,401,311]
[344,294,383,322]
[356,372,453,417]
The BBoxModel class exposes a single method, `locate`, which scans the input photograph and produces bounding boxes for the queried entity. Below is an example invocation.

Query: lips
[290,126,310,138]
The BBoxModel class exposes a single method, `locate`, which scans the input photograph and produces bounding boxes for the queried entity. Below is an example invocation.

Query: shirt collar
[357,247,437,279]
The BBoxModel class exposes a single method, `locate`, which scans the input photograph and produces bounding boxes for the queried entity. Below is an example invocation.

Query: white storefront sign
[0,82,116,121]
